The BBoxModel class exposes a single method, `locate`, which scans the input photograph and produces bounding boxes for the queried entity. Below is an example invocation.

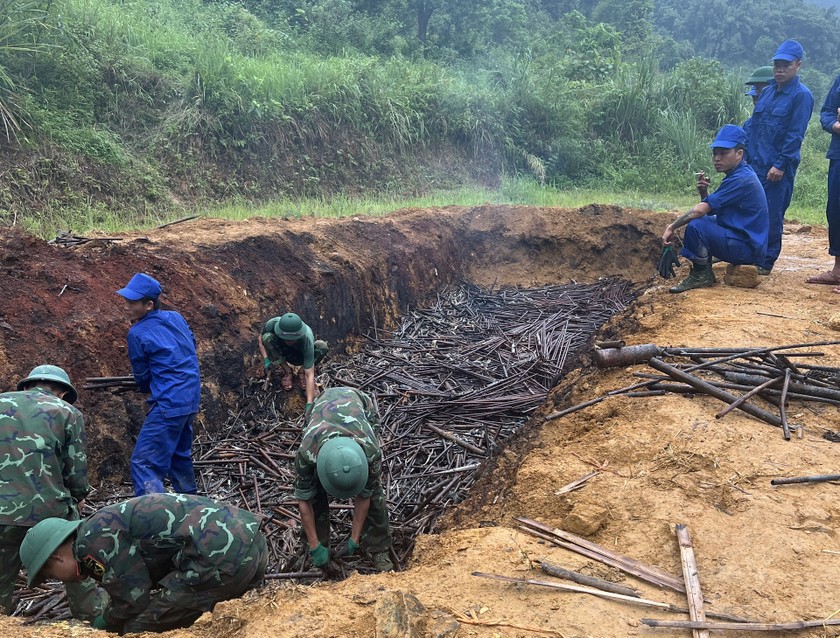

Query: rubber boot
[669,266,715,293]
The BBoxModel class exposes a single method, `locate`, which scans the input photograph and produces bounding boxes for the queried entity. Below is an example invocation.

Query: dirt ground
[1,207,839,637]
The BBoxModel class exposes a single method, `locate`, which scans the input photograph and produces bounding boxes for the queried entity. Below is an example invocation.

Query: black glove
[658,245,681,279]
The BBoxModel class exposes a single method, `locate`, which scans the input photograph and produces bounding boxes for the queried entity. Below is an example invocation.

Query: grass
[17,177,829,238]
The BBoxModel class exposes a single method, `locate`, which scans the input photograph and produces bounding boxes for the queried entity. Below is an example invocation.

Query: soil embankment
[2,207,839,638]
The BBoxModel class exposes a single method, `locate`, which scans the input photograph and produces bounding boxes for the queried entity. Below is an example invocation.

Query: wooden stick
[714,376,781,419]
[516,517,686,593]
[555,471,598,495]
[471,573,750,622]
[675,524,708,638]
[770,474,840,486]
[424,423,486,455]
[641,617,840,631]
[779,368,792,440]
[156,214,198,230]
[539,560,640,597]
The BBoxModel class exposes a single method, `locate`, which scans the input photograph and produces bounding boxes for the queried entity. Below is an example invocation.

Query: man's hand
[833,119,840,134]
[662,226,675,246]
[92,616,108,630]
[346,538,360,556]
[310,543,330,567]
[767,167,785,182]
[696,171,710,199]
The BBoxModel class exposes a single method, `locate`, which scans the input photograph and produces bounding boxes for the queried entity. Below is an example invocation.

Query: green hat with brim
[316,437,368,499]
[274,312,306,339]
[20,519,82,586]
[745,66,774,85]
[17,365,78,404]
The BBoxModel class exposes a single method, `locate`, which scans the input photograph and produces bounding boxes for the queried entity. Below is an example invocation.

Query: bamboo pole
[640,618,840,631]
[675,525,708,638]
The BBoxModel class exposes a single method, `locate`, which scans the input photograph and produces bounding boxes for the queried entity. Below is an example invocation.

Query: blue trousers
[828,160,840,257]
[131,410,197,496]
[758,172,794,269]
[681,216,756,266]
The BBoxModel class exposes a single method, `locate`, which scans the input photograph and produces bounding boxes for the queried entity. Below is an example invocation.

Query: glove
[92,615,108,630]
[263,357,272,370]
[346,538,360,556]
[310,543,330,567]
[657,245,681,280]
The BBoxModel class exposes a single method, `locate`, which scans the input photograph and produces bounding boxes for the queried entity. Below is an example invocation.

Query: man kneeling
[663,125,769,293]
[20,493,267,634]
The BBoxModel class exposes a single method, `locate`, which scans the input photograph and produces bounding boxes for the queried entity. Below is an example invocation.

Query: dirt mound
[3,208,839,638]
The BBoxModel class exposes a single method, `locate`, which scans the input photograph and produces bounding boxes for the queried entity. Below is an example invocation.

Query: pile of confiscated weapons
[550,340,840,443]
[13,278,636,623]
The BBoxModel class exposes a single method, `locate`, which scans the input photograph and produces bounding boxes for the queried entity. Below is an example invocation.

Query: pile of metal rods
[12,278,636,620]
[48,231,122,248]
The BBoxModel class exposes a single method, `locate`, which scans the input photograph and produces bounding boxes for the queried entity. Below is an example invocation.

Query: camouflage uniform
[261,317,329,369]
[0,389,106,618]
[75,493,267,634]
[294,387,392,555]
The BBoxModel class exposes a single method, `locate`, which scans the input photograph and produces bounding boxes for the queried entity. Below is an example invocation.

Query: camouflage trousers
[121,532,268,634]
[262,334,329,368]
[0,523,108,620]
[308,479,392,554]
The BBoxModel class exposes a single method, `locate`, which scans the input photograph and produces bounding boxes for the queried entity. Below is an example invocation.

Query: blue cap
[116,273,162,301]
[709,124,746,149]
[772,39,803,62]
[745,85,757,97]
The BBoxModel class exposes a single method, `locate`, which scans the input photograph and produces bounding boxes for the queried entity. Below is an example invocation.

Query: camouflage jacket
[294,387,382,501]
[0,389,89,526]
[263,317,316,368]
[75,493,264,628]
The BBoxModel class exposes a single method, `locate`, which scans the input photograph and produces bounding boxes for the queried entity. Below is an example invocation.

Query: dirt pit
[1,206,839,637]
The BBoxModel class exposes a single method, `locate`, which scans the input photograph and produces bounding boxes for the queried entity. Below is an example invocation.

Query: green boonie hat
[275,312,305,339]
[316,437,368,499]
[17,365,78,404]
[745,66,774,85]
[20,518,82,586]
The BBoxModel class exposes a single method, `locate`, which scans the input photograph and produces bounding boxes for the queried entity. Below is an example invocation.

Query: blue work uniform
[127,309,201,496]
[681,160,769,266]
[821,74,840,256]
[745,76,813,270]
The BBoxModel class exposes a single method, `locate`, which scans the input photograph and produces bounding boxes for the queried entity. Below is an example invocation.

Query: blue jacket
[745,76,813,177]
[704,160,769,263]
[127,309,201,417]
[821,74,840,160]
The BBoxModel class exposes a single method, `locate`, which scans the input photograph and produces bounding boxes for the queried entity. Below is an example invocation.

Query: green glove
[263,357,272,370]
[310,543,329,567]
[346,538,360,556]
[92,615,108,630]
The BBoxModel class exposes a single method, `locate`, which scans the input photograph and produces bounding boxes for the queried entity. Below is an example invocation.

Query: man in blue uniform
[116,273,201,496]
[744,39,814,275]
[805,74,840,288]
[663,125,769,293]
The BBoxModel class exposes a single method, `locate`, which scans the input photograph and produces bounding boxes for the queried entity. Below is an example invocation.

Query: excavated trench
[0,203,666,617]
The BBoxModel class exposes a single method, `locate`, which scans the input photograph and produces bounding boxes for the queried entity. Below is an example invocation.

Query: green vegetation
[0,0,836,233]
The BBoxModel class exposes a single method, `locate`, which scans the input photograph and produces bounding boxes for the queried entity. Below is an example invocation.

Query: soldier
[19,493,267,634]
[116,273,201,496]
[295,387,393,572]
[0,365,106,619]
[258,312,329,409]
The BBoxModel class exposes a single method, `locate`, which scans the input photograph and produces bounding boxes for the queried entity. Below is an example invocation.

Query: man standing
[116,273,201,496]
[294,387,393,572]
[258,312,329,409]
[805,73,840,288]
[745,39,814,275]
[20,493,267,634]
[663,125,769,293]
[0,365,106,619]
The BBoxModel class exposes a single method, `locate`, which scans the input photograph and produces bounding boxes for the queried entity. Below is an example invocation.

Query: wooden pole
[770,474,840,486]
[641,617,840,631]
[714,376,781,419]
[675,524,708,638]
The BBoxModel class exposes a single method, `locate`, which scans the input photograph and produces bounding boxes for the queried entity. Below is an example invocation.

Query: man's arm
[62,409,90,503]
[662,203,712,245]
[349,496,371,544]
[772,91,814,176]
[304,367,316,405]
[126,332,151,393]
[297,499,320,549]
[820,76,840,135]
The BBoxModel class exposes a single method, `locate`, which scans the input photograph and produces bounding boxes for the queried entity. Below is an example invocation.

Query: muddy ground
[1,205,838,637]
